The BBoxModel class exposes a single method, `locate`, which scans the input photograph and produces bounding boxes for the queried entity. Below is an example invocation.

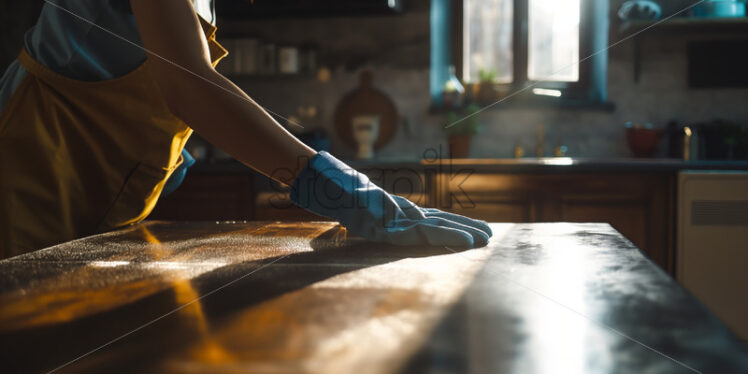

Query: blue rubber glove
[290,151,492,247]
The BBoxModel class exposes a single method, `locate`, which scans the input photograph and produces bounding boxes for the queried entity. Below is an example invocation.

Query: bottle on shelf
[442,65,465,109]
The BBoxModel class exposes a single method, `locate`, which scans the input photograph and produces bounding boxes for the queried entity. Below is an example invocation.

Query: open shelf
[429,98,616,114]
[618,17,748,83]
[223,73,316,81]
[619,17,748,38]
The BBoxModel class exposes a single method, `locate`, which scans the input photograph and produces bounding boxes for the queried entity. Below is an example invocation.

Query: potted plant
[445,104,483,158]
[475,68,498,105]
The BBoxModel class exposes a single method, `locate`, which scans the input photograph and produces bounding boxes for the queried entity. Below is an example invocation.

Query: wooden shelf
[429,98,616,114]
[619,17,748,39]
[618,17,748,83]
[223,73,315,81]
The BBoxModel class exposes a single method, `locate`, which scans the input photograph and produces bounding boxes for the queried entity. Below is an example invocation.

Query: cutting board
[333,71,398,150]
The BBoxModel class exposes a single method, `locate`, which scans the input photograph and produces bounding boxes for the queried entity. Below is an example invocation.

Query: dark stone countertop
[191,158,748,175]
[0,222,746,373]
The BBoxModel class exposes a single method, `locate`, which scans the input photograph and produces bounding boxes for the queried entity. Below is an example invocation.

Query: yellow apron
[0,17,227,258]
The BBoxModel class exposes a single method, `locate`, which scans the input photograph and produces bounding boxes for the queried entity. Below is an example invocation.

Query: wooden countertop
[1,222,746,373]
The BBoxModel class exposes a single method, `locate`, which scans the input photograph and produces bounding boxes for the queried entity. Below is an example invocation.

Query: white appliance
[678,171,748,340]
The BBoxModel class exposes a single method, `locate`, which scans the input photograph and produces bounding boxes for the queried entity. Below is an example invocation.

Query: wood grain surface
[0,221,502,374]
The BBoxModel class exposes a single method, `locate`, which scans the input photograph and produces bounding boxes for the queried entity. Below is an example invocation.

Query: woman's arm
[129,0,316,182]
[129,0,493,248]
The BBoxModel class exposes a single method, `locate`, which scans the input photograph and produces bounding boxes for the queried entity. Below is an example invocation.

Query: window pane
[528,0,580,82]
[463,0,513,84]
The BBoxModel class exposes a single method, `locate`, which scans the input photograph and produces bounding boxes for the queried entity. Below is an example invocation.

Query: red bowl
[626,127,663,158]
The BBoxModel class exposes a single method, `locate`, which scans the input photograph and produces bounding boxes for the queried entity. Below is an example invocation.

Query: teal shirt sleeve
[24,0,215,82]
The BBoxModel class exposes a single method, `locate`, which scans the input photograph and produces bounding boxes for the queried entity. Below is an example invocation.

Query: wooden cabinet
[253,190,326,221]
[150,169,676,273]
[151,167,427,222]
[432,173,676,273]
[149,174,255,221]
[251,167,427,221]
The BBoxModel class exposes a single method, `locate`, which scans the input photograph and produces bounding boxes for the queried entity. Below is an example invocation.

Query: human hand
[290,152,492,247]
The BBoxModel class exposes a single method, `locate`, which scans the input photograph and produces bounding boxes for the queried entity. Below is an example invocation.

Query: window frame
[451,0,609,103]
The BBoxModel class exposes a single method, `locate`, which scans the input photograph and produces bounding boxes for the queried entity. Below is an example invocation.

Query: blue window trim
[431,0,612,109]
[430,0,451,106]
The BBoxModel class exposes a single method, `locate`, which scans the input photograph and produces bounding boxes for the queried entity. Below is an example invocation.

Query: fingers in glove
[420,216,490,247]
[420,209,493,237]
[385,220,474,247]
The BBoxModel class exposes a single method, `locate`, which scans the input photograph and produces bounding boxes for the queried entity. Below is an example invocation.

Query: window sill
[429,97,616,114]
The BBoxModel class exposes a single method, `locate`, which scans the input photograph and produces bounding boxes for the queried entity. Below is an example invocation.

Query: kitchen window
[431,0,610,107]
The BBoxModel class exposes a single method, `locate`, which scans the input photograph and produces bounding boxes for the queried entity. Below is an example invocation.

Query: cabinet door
[552,174,674,273]
[254,168,427,222]
[459,198,535,222]
[149,174,254,221]
[254,191,327,221]
[436,172,674,273]
[434,174,537,222]
[559,196,649,250]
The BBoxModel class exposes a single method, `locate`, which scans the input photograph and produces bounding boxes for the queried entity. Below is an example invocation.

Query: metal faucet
[683,126,698,161]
